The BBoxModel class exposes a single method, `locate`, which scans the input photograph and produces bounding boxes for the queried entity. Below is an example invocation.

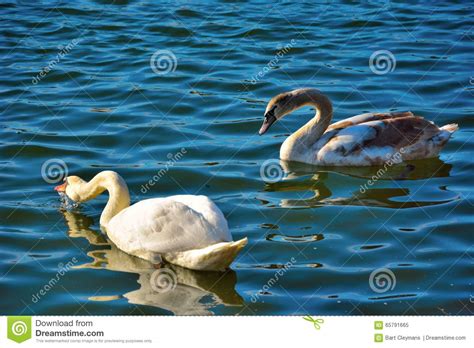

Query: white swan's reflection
[61,211,244,315]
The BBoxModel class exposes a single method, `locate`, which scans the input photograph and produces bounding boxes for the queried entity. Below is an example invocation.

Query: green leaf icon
[8,316,32,343]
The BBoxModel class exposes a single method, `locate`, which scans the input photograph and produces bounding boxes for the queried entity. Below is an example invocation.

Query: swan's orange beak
[54,181,67,192]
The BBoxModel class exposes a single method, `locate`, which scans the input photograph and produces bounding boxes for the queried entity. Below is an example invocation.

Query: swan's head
[259,88,325,135]
[259,91,295,135]
[54,176,87,202]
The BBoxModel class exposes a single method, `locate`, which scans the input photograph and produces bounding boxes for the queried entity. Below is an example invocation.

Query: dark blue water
[1,0,473,315]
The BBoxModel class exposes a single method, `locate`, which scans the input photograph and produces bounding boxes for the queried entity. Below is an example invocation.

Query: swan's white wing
[106,197,231,257]
[165,195,229,237]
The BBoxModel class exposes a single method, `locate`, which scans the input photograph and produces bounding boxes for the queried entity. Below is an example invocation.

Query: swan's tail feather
[440,123,459,133]
[163,238,248,271]
[423,123,458,153]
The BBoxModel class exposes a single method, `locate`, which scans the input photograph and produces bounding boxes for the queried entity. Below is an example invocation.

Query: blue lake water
[1,0,473,315]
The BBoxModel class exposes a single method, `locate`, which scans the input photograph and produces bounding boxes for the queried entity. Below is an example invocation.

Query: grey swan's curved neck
[280,89,333,160]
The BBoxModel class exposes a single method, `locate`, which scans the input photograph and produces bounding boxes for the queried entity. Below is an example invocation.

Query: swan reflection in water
[61,211,244,315]
[261,158,456,209]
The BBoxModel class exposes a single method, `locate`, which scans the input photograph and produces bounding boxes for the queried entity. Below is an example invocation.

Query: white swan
[259,88,458,166]
[54,170,247,271]
[60,211,244,314]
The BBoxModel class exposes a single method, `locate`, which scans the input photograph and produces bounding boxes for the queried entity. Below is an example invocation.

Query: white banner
[0,316,472,347]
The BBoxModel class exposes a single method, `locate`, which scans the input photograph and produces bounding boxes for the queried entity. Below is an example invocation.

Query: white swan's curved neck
[281,90,333,161]
[78,171,131,227]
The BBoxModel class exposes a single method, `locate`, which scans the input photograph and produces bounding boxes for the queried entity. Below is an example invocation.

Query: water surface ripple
[1,0,473,315]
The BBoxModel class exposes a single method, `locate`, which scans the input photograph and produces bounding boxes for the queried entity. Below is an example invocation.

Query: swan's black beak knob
[259,112,276,135]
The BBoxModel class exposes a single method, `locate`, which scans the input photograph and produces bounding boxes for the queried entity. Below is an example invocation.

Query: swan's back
[313,112,457,166]
[106,195,231,256]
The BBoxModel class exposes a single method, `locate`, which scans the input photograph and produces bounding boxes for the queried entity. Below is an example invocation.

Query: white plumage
[56,171,247,271]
